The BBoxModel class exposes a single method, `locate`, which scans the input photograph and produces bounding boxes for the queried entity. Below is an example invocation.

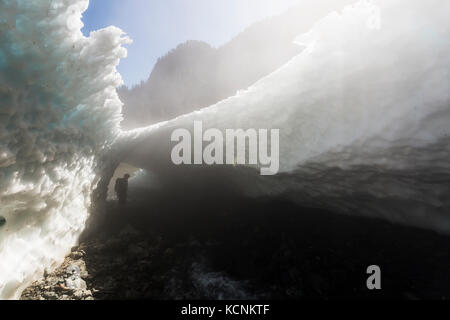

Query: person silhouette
[115,174,130,207]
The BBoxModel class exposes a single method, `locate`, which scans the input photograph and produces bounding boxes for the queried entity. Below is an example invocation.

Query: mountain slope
[119,1,354,129]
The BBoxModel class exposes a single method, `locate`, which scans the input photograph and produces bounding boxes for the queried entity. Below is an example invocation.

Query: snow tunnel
[1,0,450,299]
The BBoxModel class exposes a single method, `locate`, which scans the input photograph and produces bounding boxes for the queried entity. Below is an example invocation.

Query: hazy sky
[82,0,300,87]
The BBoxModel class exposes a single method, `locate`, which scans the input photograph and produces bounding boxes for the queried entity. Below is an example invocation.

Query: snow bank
[122,0,450,231]
[0,0,129,299]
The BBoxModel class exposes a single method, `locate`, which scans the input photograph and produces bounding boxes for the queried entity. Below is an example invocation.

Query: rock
[57,283,70,291]
[69,260,88,278]
[128,244,147,256]
[120,225,140,238]
[65,277,87,291]
[66,264,81,277]
[104,238,121,249]
[288,267,300,281]
[43,291,58,300]
[286,286,303,297]
[69,251,84,260]
[113,257,126,265]
[73,290,84,299]
[46,276,63,286]
[403,291,420,300]
[84,290,92,296]
[125,289,140,299]
[309,273,329,296]
[126,275,137,284]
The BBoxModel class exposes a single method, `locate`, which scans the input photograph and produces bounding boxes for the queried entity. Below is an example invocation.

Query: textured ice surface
[121,0,450,231]
[0,0,129,299]
[1,0,449,300]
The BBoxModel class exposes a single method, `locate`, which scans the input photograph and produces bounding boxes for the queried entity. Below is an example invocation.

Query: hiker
[115,174,130,206]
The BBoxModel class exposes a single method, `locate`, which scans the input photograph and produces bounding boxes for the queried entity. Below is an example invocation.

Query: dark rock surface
[21,197,450,300]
